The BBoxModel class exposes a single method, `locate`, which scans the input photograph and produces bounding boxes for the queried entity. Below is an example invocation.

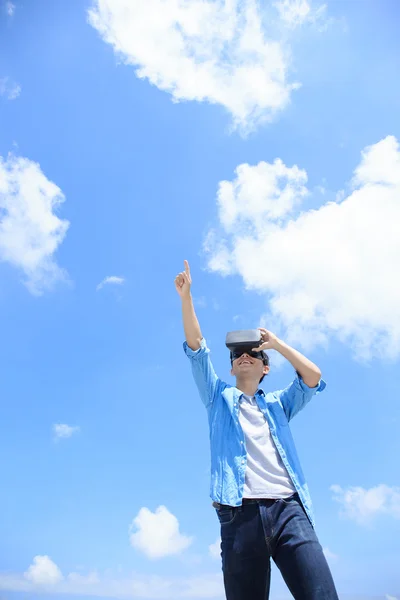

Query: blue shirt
[184,338,326,527]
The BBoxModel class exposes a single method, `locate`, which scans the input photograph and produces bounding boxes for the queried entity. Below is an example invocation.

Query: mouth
[239,359,253,365]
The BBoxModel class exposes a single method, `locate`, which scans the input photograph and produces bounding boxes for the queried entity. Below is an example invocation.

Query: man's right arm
[181,293,203,351]
[175,260,202,349]
[175,261,218,407]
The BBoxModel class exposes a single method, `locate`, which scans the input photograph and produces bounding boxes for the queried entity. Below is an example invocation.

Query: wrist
[273,338,286,353]
[180,291,193,303]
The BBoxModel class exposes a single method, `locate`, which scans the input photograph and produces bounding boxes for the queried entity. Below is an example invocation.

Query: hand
[252,328,280,352]
[174,260,192,298]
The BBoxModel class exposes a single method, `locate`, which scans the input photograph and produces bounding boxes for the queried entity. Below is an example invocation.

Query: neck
[235,376,260,397]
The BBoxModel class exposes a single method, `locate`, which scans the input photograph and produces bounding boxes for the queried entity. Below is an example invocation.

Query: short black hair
[259,355,270,384]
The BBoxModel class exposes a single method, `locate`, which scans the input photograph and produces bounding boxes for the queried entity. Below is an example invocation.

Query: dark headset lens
[232,349,264,361]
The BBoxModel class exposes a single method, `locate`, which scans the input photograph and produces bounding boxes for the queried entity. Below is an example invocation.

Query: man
[175,260,339,600]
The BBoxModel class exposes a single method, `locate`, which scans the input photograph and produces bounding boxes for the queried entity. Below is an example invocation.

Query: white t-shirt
[239,394,296,499]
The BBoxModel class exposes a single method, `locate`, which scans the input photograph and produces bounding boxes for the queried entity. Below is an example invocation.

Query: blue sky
[0,0,399,599]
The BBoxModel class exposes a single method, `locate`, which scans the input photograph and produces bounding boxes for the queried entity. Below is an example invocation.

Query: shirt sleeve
[183,338,219,409]
[277,375,326,422]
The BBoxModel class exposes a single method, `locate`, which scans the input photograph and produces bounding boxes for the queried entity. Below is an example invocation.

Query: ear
[263,365,270,376]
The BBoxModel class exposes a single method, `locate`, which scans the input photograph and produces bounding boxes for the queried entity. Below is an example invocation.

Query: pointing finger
[184,260,191,276]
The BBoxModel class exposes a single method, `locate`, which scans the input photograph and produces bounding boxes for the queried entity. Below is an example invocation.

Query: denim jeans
[215,494,339,600]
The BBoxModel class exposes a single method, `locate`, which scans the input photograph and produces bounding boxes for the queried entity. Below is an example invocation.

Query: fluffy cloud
[0,557,222,598]
[24,555,63,586]
[129,505,193,559]
[88,0,325,132]
[274,0,328,29]
[5,2,15,16]
[205,135,400,360]
[0,76,21,99]
[67,571,100,585]
[0,153,69,294]
[331,484,400,525]
[208,537,221,560]
[53,423,80,440]
[96,275,125,290]
[274,0,312,26]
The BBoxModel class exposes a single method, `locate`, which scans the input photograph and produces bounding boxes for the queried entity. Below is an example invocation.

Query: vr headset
[225,329,269,365]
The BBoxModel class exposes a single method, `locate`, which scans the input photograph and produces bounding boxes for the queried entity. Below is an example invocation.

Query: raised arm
[175,260,218,408]
[174,260,202,350]
[253,328,322,388]
[253,328,325,420]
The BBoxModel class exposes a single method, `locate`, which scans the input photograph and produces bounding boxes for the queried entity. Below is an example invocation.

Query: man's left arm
[253,328,325,421]
[274,339,321,388]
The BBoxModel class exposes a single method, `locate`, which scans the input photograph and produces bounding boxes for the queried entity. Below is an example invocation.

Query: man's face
[230,350,270,380]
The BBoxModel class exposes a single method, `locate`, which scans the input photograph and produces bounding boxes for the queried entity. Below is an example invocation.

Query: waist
[213,493,299,510]
[242,493,298,505]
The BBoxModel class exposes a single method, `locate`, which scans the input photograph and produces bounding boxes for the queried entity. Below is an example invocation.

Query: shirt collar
[237,387,265,399]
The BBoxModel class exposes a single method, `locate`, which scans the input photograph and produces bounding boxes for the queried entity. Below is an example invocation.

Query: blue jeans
[215,494,339,600]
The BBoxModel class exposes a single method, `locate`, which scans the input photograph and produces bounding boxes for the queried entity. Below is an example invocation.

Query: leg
[216,503,271,600]
[272,497,339,600]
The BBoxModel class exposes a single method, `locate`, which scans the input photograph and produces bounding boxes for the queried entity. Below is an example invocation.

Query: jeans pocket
[216,506,237,526]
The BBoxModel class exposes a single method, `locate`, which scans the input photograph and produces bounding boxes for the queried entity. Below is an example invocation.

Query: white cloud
[208,537,221,560]
[386,596,398,600]
[5,1,15,16]
[274,0,328,30]
[0,153,69,294]
[274,0,311,27]
[129,505,193,559]
[53,423,80,440]
[322,547,338,564]
[87,0,326,132]
[0,77,21,99]
[204,135,400,361]
[331,484,400,525]
[0,557,223,598]
[24,555,63,586]
[96,275,125,290]
[67,571,100,585]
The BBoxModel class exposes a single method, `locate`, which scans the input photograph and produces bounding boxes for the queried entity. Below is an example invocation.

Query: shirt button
[242,459,245,464]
